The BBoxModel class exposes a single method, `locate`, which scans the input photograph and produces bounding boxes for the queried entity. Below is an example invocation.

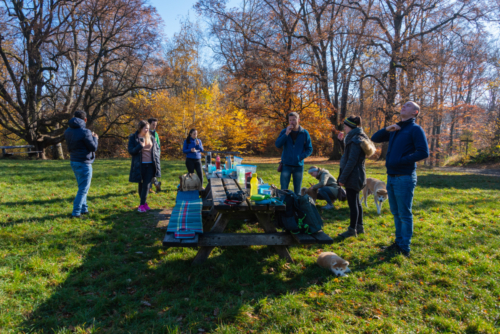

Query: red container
[245,172,252,188]
[215,155,221,170]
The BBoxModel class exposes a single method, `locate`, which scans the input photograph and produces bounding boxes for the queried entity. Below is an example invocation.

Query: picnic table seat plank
[291,231,334,245]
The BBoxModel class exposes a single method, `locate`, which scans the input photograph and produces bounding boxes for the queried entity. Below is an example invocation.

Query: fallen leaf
[141,301,152,307]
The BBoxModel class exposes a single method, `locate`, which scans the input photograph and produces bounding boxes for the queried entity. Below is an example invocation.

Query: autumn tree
[0,0,163,158]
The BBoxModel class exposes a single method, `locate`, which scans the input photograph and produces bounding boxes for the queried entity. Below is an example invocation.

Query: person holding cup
[128,120,161,213]
[182,129,204,187]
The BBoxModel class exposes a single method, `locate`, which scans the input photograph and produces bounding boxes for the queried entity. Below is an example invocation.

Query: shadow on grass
[417,174,500,190]
[20,208,357,333]
[0,191,137,227]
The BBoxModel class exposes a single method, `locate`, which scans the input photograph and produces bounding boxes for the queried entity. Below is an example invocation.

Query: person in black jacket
[64,110,99,218]
[337,116,368,238]
[128,120,161,213]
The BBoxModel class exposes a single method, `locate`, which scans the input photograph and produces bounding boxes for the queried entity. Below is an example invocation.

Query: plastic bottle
[215,155,221,170]
[250,173,258,196]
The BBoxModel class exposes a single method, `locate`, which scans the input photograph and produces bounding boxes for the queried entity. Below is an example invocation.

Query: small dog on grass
[361,178,388,215]
[317,252,351,277]
[300,183,318,203]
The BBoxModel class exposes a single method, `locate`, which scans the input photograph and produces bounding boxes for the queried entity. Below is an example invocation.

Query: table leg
[192,213,231,265]
[255,213,294,263]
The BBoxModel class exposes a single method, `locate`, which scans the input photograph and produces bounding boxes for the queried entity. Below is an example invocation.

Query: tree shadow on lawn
[21,210,356,333]
[0,190,137,227]
[417,174,500,190]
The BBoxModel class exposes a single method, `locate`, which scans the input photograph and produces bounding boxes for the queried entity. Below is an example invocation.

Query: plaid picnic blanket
[166,191,203,239]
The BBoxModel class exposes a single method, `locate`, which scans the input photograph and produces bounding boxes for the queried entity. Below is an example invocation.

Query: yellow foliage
[128,82,333,157]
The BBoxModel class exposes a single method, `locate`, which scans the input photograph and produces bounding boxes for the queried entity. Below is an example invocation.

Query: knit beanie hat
[344,116,361,129]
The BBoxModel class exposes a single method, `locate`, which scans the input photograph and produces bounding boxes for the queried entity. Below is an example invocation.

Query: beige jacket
[312,169,339,197]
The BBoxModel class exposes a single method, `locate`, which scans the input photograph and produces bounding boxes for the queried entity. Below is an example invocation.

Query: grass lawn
[1,159,499,333]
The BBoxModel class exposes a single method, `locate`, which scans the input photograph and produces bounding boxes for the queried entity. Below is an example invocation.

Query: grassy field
[0,159,499,333]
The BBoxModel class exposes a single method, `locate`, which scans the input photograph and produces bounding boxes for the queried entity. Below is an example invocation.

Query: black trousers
[346,188,363,229]
[185,158,203,186]
[138,163,155,205]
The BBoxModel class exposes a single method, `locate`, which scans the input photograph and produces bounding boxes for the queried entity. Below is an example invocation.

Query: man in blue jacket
[64,110,99,218]
[371,101,429,257]
[275,112,313,195]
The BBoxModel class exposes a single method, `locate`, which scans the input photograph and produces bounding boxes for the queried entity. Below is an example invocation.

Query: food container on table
[236,166,245,184]
[239,164,257,174]
[261,189,272,196]
[208,164,216,173]
[258,184,270,195]
[233,156,243,166]
[222,168,235,176]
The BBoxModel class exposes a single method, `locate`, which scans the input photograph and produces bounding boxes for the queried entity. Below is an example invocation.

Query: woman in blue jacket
[183,129,204,187]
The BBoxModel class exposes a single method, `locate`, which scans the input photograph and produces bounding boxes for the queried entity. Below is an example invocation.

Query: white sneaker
[322,204,334,210]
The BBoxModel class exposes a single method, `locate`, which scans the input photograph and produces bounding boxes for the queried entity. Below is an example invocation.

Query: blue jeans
[317,187,335,205]
[280,165,304,195]
[386,171,417,253]
[70,161,93,216]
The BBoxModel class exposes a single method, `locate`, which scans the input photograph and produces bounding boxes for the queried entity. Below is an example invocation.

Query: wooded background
[1,0,499,164]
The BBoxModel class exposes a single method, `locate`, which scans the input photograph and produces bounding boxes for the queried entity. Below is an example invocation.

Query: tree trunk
[53,143,64,160]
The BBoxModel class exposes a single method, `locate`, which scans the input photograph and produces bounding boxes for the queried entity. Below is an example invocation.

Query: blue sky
[149,0,199,39]
[149,0,240,39]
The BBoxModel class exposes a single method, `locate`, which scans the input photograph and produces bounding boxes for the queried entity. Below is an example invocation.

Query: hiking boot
[338,227,357,238]
[144,203,151,211]
[322,204,334,210]
[70,214,87,219]
[380,242,399,253]
[81,211,89,215]
[356,225,365,234]
[395,248,411,258]
[137,205,147,213]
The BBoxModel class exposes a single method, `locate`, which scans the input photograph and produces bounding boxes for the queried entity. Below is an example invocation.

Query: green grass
[1,159,499,333]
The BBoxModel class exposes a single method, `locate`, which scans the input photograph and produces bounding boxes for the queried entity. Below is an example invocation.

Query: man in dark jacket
[371,101,429,257]
[275,112,313,195]
[64,110,99,218]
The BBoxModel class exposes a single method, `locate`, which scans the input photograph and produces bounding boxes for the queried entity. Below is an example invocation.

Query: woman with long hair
[182,129,204,187]
[337,116,369,238]
[128,120,161,212]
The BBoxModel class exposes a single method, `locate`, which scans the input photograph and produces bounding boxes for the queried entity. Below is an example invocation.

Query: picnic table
[162,171,334,264]
[1,145,41,157]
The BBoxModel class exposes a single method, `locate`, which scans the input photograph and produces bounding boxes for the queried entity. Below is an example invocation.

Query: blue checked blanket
[166,191,203,239]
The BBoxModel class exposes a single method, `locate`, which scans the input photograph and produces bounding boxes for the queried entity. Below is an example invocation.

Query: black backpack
[274,190,324,234]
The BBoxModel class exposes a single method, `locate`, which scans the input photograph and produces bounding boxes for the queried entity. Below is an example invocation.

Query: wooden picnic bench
[1,145,42,157]
[162,173,334,265]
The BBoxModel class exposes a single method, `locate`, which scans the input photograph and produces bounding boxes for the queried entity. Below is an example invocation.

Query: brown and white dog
[300,183,318,203]
[361,177,388,215]
[317,252,351,277]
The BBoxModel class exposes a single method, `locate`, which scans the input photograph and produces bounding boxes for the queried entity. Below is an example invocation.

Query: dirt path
[434,166,500,177]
